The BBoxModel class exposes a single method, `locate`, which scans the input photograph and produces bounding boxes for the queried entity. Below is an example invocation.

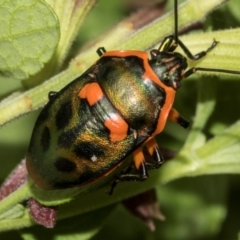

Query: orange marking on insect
[104,113,128,142]
[133,148,145,170]
[153,99,173,137]
[142,57,176,137]
[142,66,175,137]
[78,82,104,106]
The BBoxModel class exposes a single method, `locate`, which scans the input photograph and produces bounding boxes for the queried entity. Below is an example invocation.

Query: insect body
[26,47,190,191]
[26,0,240,194]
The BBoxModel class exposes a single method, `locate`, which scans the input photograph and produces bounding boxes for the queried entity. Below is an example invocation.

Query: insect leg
[48,91,58,100]
[109,164,148,195]
[96,47,107,56]
[183,66,240,79]
[168,108,190,129]
[178,39,218,60]
[157,0,178,53]
[109,149,148,195]
[157,35,178,52]
[145,138,164,169]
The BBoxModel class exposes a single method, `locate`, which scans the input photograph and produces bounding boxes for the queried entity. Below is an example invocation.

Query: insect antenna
[173,0,240,77]
[174,0,178,45]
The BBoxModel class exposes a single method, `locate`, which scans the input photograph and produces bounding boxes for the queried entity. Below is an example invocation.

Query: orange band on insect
[78,82,104,105]
[104,113,128,142]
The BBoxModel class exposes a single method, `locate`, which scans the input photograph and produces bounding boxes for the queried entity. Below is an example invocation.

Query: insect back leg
[109,109,190,194]
[109,139,166,195]
[109,148,148,195]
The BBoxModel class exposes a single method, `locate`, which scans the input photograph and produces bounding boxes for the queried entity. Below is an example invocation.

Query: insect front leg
[157,35,178,52]
[96,47,107,56]
[178,38,218,60]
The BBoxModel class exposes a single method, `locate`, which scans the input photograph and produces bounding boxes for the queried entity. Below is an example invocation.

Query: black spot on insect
[74,142,104,161]
[58,130,75,149]
[55,157,77,173]
[55,101,73,130]
[34,107,49,127]
[58,124,85,148]
[51,168,96,189]
[77,98,90,123]
[41,126,50,152]
[77,167,96,183]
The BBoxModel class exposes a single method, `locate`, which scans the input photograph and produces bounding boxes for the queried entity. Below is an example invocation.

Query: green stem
[182,77,217,151]
[0,215,33,232]
[0,183,31,216]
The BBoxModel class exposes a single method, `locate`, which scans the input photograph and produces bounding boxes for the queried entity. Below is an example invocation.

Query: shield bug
[1,0,240,228]
[26,0,240,195]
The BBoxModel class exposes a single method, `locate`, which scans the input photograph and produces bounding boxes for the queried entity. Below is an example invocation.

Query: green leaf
[23,0,97,87]
[224,0,240,22]
[154,184,227,240]
[46,0,97,68]
[0,204,25,220]
[0,183,31,218]
[91,178,227,240]
[0,0,60,80]
[182,78,217,150]
[20,205,116,240]
[178,28,240,73]
[159,119,240,183]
